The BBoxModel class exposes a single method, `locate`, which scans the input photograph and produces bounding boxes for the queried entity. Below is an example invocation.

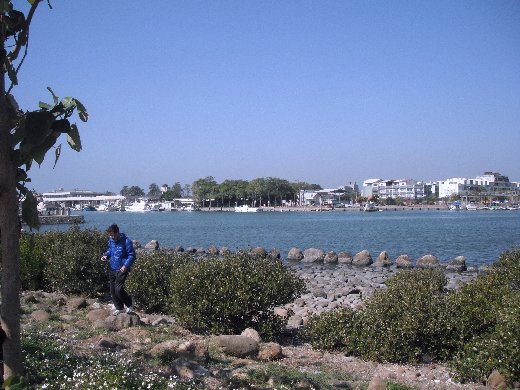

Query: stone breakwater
[137,240,483,328]
[280,263,478,328]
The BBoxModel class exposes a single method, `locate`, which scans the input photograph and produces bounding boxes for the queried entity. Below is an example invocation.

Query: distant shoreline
[197,205,450,212]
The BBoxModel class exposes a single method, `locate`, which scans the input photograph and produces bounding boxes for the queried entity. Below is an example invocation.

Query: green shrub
[41,226,108,296]
[446,249,520,385]
[19,233,47,290]
[449,290,520,385]
[301,308,357,352]
[354,268,451,363]
[446,249,520,349]
[168,252,306,339]
[126,251,191,313]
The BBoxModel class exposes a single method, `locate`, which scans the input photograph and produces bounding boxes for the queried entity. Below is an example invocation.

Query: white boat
[125,200,151,212]
[449,202,462,211]
[465,202,478,211]
[235,205,261,213]
[363,202,378,212]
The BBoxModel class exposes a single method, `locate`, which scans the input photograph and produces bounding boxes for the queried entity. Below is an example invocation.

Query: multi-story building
[438,172,518,202]
[362,179,425,200]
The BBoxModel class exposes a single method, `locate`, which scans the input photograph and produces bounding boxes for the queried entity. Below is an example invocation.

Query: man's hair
[106,223,119,234]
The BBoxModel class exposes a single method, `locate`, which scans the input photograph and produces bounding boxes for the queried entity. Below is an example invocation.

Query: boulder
[67,297,88,310]
[337,251,353,264]
[132,240,141,249]
[258,342,283,361]
[302,248,325,263]
[207,245,220,255]
[145,240,159,250]
[352,250,373,267]
[486,370,507,389]
[87,308,110,322]
[241,328,261,343]
[250,247,267,258]
[210,335,259,358]
[30,310,50,322]
[171,357,210,380]
[103,312,140,330]
[268,248,281,259]
[177,340,209,359]
[148,340,181,357]
[175,245,185,252]
[373,251,392,267]
[446,255,467,272]
[324,251,338,264]
[416,254,439,269]
[395,254,413,269]
[287,247,304,261]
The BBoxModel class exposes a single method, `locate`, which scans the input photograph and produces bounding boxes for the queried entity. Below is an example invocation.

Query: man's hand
[120,265,127,273]
[101,255,108,261]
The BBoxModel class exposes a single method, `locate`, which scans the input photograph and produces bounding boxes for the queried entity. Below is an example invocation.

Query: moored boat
[235,205,261,212]
[363,202,378,212]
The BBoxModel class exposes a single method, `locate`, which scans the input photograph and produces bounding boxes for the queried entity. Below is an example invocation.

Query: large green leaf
[31,132,59,166]
[24,110,54,146]
[74,98,89,122]
[21,191,41,230]
[67,123,82,151]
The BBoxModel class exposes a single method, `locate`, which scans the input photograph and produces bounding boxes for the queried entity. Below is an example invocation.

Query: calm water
[37,210,520,267]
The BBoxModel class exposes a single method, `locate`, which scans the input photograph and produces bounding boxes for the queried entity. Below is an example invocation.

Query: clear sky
[13,0,520,193]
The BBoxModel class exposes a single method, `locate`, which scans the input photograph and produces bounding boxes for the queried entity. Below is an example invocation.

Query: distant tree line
[120,177,322,207]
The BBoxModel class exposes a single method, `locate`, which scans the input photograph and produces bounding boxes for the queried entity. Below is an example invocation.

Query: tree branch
[7,0,41,63]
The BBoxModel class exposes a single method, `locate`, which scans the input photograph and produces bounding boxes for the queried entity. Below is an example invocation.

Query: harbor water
[36,209,520,268]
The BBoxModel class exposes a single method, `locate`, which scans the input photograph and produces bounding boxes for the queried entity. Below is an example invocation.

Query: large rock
[446,255,467,272]
[416,254,439,269]
[486,370,507,389]
[373,251,392,267]
[323,251,338,264]
[148,340,181,357]
[241,328,261,343]
[337,251,353,264]
[87,308,110,322]
[171,357,210,380]
[103,312,140,330]
[250,247,267,258]
[258,342,283,361]
[268,248,281,259]
[207,245,220,255]
[145,240,159,250]
[302,248,325,263]
[352,250,373,267]
[395,254,413,269]
[287,247,304,261]
[210,335,259,357]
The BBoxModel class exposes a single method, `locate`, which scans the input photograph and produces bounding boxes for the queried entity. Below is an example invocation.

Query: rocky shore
[137,240,482,328]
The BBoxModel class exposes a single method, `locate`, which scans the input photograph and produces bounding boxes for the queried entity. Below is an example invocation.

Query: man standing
[101,224,136,315]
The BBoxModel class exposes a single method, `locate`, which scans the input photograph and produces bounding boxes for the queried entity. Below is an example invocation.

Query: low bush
[126,251,191,313]
[355,268,451,363]
[446,248,520,385]
[301,308,357,352]
[449,290,520,385]
[168,252,306,339]
[41,226,108,296]
[19,233,47,290]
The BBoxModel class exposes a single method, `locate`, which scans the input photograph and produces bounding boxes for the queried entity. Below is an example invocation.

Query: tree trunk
[1,35,23,381]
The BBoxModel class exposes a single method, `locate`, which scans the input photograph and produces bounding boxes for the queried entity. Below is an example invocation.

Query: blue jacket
[104,233,136,271]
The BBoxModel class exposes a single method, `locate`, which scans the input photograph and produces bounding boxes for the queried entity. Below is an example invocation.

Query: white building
[362,179,425,200]
[41,189,124,209]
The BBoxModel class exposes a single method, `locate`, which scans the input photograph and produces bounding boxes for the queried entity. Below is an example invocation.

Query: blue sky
[13,0,520,193]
